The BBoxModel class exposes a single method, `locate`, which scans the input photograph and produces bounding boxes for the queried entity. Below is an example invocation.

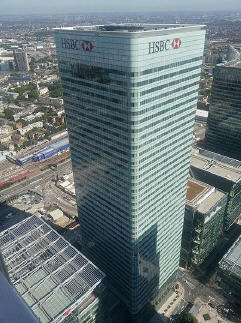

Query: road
[30,170,77,217]
[177,269,227,310]
[0,159,72,203]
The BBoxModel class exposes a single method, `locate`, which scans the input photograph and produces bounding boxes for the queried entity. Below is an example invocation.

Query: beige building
[13,50,30,72]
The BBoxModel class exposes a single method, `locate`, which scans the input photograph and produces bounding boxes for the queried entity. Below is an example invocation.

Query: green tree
[50,88,62,98]
[4,108,14,120]
[28,88,38,100]
[181,313,199,323]
[0,143,6,151]
[47,81,62,98]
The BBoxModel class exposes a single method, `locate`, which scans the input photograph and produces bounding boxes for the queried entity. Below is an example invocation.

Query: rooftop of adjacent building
[55,23,205,35]
[186,179,208,203]
[0,215,105,323]
[218,61,241,69]
[191,148,241,183]
[219,233,241,279]
[215,45,241,68]
[186,177,225,214]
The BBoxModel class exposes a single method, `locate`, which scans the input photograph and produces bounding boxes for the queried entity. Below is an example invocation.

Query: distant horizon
[0,9,241,17]
[1,0,241,16]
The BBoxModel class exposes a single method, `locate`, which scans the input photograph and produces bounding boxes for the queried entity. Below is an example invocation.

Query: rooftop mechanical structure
[0,216,105,323]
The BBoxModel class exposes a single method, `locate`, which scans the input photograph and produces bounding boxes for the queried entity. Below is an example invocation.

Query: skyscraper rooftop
[191,148,241,183]
[56,23,205,34]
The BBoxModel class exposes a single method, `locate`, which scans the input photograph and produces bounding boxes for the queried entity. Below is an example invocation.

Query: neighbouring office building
[205,61,241,160]
[217,233,241,305]
[55,24,206,315]
[190,148,241,230]
[13,49,30,72]
[0,216,106,323]
[180,178,227,269]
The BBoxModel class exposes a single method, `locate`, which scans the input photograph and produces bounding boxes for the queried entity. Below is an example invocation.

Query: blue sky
[1,0,241,15]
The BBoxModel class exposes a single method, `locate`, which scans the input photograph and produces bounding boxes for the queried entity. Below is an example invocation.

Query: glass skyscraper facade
[206,63,241,160]
[55,24,205,315]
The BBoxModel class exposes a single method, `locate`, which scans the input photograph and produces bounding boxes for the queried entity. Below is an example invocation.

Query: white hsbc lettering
[149,38,182,54]
[149,40,170,54]
[61,38,81,50]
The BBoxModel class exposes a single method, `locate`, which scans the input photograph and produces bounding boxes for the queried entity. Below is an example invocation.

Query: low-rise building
[48,208,64,222]
[49,130,68,141]
[39,96,63,106]
[22,114,36,122]
[0,133,12,145]
[180,178,227,268]
[39,87,49,95]
[13,112,24,121]
[35,112,44,118]
[217,234,241,305]
[22,112,44,122]
[6,104,24,113]
[0,96,3,111]
[190,148,241,230]
[56,109,65,117]
[0,125,12,135]
[4,91,19,100]
[15,121,23,129]
[17,121,43,135]
[0,150,16,162]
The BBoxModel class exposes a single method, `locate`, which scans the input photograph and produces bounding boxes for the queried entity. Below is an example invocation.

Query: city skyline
[1,0,241,15]
[1,9,241,323]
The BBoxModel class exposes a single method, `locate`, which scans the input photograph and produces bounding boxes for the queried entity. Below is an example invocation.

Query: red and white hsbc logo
[81,40,93,51]
[61,38,94,52]
[149,38,182,54]
[171,38,182,49]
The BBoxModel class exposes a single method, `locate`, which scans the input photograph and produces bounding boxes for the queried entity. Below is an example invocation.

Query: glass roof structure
[0,216,105,323]
[219,234,241,279]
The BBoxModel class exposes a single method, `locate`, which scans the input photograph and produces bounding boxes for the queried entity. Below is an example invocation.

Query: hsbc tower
[55,24,206,316]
